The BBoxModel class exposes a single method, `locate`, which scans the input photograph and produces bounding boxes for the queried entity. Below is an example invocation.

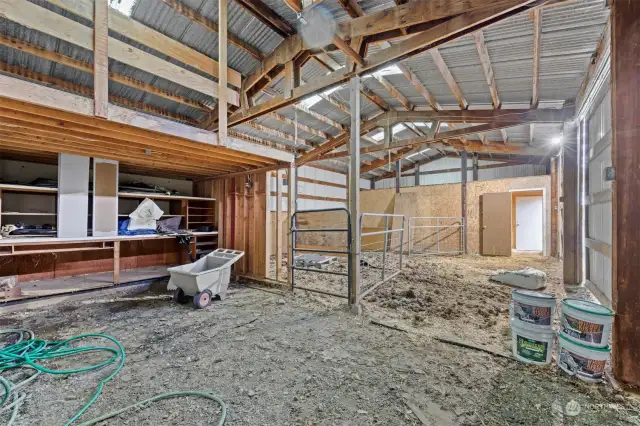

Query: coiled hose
[0,329,226,426]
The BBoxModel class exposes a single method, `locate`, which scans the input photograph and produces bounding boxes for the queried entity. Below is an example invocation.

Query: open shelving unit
[0,184,58,234]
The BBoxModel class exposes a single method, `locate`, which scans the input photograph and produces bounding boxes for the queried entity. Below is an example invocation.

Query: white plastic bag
[128,198,163,230]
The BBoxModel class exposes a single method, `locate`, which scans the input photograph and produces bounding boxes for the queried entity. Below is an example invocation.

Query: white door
[515,196,543,251]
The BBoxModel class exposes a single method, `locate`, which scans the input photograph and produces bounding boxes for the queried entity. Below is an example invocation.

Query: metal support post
[286,164,297,290]
[382,215,388,281]
[461,152,468,254]
[348,76,361,308]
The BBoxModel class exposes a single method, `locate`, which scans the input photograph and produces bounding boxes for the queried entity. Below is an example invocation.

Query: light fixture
[551,135,563,145]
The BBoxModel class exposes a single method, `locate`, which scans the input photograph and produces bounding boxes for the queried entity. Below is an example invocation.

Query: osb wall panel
[467,176,551,255]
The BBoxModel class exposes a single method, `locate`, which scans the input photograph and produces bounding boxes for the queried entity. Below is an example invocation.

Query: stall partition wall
[199,173,270,280]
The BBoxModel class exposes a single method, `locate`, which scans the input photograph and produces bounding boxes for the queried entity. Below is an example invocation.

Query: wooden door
[481,192,512,256]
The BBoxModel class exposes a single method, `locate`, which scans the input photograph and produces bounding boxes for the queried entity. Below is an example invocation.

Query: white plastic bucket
[511,289,556,329]
[511,320,555,365]
[557,331,610,383]
[560,299,614,348]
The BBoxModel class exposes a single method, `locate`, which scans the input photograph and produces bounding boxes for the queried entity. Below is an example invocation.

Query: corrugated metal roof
[0,0,610,158]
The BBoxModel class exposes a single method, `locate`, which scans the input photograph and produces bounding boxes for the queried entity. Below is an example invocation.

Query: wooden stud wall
[203,174,271,279]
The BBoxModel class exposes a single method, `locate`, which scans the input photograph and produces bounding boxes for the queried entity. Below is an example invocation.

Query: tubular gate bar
[408,216,464,256]
[290,208,352,300]
[359,213,405,300]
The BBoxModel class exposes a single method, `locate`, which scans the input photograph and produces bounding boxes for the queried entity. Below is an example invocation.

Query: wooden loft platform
[0,79,292,181]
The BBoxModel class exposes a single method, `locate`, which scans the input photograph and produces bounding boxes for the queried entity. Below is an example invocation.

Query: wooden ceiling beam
[397,63,441,111]
[231,0,296,37]
[236,0,547,108]
[335,0,530,40]
[332,36,365,66]
[473,30,501,109]
[0,120,246,171]
[245,122,310,146]
[264,112,330,139]
[531,7,542,108]
[378,108,566,123]
[0,35,212,112]
[44,0,243,89]
[226,0,547,128]
[157,0,264,61]
[336,0,365,18]
[2,0,239,104]
[429,48,469,109]
[0,61,200,125]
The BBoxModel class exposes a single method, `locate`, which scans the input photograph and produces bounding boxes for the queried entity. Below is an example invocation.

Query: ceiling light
[551,135,563,145]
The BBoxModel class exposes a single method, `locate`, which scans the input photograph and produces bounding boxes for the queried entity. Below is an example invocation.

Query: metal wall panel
[585,86,612,302]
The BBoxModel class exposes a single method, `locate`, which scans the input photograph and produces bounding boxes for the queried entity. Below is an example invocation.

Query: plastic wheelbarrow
[167,248,244,308]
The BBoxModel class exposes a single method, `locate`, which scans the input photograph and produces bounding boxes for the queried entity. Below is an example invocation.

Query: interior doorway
[512,190,544,252]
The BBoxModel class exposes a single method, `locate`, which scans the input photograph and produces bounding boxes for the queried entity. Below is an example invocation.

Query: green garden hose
[0,329,226,426]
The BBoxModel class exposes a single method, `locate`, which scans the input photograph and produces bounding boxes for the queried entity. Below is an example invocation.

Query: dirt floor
[1,254,639,425]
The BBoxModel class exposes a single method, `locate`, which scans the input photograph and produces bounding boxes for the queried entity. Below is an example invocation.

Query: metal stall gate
[290,208,352,299]
[359,213,404,299]
[408,216,464,256]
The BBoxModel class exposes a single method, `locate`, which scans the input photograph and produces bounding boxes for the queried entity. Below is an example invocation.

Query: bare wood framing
[93,0,109,118]
[158,0,264,60]
[473,30,501,108]
[1,0,239,105]
[225,0,549,128]
[531,7,542,108]
[219,0,228,145]
[44,0,242,88]
[430,48,469,109]
[232,0,295,38]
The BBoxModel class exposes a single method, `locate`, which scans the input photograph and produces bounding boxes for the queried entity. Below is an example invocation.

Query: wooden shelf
[117,214,185,217]
[0,184,57,194]
[118,192,215,201]
[2,212,57,216]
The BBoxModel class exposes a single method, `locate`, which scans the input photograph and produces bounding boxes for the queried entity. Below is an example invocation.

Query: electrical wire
[0,329,226,426]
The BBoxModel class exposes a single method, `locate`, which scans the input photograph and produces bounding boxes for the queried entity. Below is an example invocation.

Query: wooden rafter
[299,107,564,163]
[0,35,212,112]
[245,122,310,146]
[158,0,264,60]
[531,7,542,108]
[332,36,365,66]
[397,63,441,111]
[236,0,547,106]
[264,112,330,139]
[322,119,558,158]
[225,0,550,129]
[0,61,198,125]
[231,0,295,37]
[93,0,108,118]
[500,128,509,144]
[43,0,242,88]
[429,48,468,109]
[473,30,501,108]
[1,0,240,105]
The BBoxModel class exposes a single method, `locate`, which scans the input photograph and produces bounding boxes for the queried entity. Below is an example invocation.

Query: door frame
[510,188,547,256]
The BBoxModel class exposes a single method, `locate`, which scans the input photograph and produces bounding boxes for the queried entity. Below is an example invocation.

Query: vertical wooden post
[275,170,283,282]
[472,155,479,181]
[550,156,559,257]
[286,164,296,290]
[414,163,420,187]
[461,151,468,254]
[562,116,579,285]
[395,159,401,193]
[611,0,640,387]
[348,76,361,309]
[284,62,299,99]
[218,0,228,145]
[113,241,120,284]
[93,0,109,118]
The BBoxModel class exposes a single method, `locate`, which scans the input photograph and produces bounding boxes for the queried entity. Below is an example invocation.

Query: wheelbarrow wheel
[172,288,187,304]
[193,290,213,309]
